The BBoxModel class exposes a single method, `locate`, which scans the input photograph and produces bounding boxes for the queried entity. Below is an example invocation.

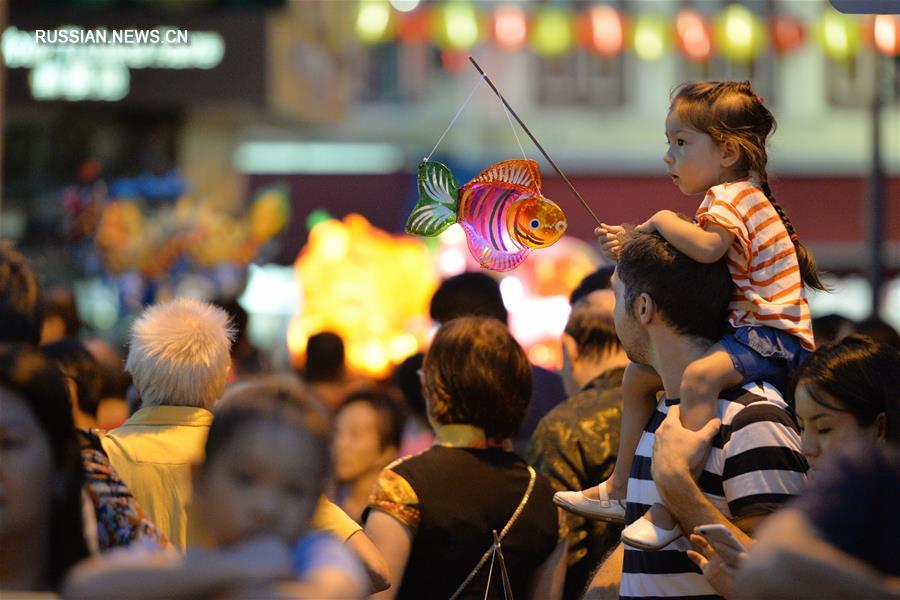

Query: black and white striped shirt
[620,382,809,600]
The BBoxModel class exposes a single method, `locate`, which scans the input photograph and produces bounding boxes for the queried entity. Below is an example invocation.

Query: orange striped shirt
[696,180,815,351]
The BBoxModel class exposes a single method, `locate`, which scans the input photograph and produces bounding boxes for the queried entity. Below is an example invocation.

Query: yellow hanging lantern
[531,6,574,58]
[814,8,860,62]
[631,14,671,62]
[713,4,768,64]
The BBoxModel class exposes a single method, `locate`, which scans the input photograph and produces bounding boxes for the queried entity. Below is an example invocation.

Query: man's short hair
[429,272,508,325]
[0,243,42,345]
[565,298,621,360]
[617,232,732,342]
[569,266,614,306]
[125,298,234,409]
[424,316,530,439]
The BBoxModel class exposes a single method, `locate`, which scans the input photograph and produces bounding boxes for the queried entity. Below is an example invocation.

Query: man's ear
[636,292,655,325]
[561,333,578,364]
[720,140,741,170]
[874,412,887,442]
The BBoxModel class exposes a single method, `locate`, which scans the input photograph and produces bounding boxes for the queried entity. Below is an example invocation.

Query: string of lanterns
[354,1,900,63]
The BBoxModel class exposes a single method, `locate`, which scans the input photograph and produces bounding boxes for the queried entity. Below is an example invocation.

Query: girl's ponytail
[760,180,830,292]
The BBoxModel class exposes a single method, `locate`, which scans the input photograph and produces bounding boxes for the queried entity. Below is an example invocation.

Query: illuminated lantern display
[814,8,860,61]
[395,7,432,45]
[355,0,395,45]
[713,4,768,63]
[531,6,574,58]
[631,14,670,62]
[290,215,438,378]
[578,5,626,57]
[873,14,900,56]
[431,1,481,50]
[493,4,528,51]
[675,8,713,62]
[770,15,806,55]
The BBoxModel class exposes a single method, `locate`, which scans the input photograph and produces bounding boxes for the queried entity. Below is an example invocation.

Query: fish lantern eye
[555,221,566,232]
[529,218,540,230]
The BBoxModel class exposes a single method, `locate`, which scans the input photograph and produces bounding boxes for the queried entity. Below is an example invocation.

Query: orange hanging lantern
[395,7,432,45]
[675,8,713,62]
[577,5,627,57]
[770,15,806,55]
[492,4,528,51]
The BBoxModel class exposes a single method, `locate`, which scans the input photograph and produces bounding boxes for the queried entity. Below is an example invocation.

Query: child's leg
[623,344,743,549]
[582,361,662,500]
[680,343,743,431]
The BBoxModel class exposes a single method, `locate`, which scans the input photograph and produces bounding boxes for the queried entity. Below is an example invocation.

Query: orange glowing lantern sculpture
[289,214,439,379]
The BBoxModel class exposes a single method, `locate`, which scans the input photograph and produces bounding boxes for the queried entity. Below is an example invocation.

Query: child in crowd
[555,80,826,549]
[63,388,367,598]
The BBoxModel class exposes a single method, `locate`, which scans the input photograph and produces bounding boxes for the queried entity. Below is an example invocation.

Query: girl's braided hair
[671,81,829,291]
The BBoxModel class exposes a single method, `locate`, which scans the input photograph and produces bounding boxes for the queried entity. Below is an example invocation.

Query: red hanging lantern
[577,5,627,57]
[492,4,528,51]
[872,14,900,56]
[395,6,432,45]
[770,15,806,55]
[675,8,712,62]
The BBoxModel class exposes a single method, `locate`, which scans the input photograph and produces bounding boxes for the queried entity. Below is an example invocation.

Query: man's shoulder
[718,382,796,432]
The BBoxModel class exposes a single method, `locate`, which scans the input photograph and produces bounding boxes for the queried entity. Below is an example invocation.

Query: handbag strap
[448,465,537,600]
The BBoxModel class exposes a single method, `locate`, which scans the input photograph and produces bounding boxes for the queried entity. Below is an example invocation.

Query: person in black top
[364,317,565,599]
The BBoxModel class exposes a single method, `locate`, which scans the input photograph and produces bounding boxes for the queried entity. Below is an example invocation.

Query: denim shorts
[720,325,812,394]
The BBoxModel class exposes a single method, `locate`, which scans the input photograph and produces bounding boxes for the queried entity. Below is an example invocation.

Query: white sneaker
[553,481,626,523]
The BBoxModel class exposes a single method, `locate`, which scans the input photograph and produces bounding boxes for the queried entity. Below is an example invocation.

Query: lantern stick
[468,56,603,228]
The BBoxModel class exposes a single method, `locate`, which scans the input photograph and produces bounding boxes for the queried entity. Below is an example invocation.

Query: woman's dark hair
[423,317,531,440]
[795,335,900,443]
[0,244,43,345]
[337,390,405,451]
[42,338,104,418]
[209,375,332,489]
[0,343,89,589]
[671,81,828,292]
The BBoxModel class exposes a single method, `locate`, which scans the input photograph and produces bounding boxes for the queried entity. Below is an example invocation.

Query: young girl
[555,80,826,550]
[63,387,368,599]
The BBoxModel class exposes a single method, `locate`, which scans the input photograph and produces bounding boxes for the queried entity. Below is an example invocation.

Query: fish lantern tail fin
[406,161,459,237]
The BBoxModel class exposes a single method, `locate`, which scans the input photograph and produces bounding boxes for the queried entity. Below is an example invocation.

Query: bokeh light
[631,15,669,62]
[676,8,712,62]
[356,0,394,45]
[580,5,626,57]
[815,8,860,61]
[531,6,574,58]
[714,4,767,64]
[493,4,528,51]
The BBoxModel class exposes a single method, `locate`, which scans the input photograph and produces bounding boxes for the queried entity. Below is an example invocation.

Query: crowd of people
[1,78,899,600]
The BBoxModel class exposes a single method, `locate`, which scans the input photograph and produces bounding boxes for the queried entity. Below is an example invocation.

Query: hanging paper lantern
[873,14,900,56]
[355,0,395,44]
[431,1,481,50]
[578,5,626,57]
[769,15,806,55]
[493,4,528,51]
[675,8,713,62]
[631,14,671,62]
[814,8,860,61]
[713,4,768,64]
[531,6,574,58]
[395,6,431,44]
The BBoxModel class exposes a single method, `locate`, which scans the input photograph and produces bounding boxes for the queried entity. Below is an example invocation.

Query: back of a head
[211,375,332,486]
[43,338,104,418]
[125,298,234,410]
[0,243,42,345]
[392,352,426,419]
[429,271,508,325]
[854,317,900,350]
[796,335,900,444]
[565,296,621,360]
[41,285,81,342]
[0,342,88,588]
[617,231,732,342]
[569,266,614,306]
[423,316,530,440]
[303,331,345,383]
[812,313,855,347]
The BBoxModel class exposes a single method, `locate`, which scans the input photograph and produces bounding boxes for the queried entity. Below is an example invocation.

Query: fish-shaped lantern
[405,159,567,271]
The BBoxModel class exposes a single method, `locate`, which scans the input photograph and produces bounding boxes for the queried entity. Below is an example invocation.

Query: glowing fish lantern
[406,159,567,272]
